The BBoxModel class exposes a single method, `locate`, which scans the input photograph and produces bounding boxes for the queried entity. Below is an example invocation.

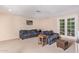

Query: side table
[38,34,48,46]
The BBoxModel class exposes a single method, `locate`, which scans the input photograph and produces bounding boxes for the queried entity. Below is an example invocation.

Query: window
[67,18,75,36]
[59,17,75,37]
[60,19,65,35]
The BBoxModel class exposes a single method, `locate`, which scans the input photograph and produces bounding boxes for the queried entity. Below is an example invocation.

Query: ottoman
[56,39,69,50]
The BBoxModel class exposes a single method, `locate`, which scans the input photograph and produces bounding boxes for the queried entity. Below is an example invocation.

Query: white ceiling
[0,5,79,18]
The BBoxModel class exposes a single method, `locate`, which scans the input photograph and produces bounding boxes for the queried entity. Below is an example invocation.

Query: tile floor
[0,37,76,53]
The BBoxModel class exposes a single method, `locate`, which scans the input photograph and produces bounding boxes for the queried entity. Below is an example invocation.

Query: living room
[0,5,79,53]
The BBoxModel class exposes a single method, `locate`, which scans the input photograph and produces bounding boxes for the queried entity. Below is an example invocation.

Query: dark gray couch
[42,31,60,45]
[19,29,40,40]
[19,30,60,44]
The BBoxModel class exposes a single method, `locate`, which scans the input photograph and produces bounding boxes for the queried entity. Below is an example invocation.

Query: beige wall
[0,11,57,41]
[0,12,26,41]
[34,18,57,32]
[25,17,57,32]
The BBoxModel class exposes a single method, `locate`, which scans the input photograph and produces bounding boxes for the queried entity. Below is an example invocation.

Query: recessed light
[8,9,12,12]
